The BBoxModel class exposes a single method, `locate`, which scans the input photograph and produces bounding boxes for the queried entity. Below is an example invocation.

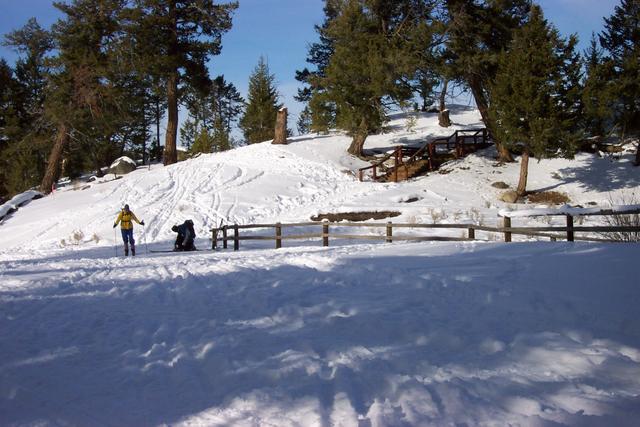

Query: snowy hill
[1,106,639,426]
[2,105,638,253]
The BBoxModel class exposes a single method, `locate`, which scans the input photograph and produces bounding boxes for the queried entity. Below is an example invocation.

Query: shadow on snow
[1,242,639,425]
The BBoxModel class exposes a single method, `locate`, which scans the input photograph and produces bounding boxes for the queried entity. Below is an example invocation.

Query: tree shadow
[556,152,640,194]
[286,134,337,144]
[1,242,639,425]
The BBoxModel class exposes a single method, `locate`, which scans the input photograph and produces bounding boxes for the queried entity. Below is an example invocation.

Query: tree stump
[273,107,288,144]
[438,109,451,127]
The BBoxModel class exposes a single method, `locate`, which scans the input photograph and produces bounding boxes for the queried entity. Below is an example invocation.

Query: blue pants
[121,229,135,246]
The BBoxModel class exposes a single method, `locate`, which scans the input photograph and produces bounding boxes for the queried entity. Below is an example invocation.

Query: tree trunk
[272,107,288,144]
[142,114,147,165]
[516,150,530,197]
[40,122,69,194]
[155,98,161,162]
[163,71,178,165]
[347,117,368,157]
[439,79,448,112]
[438,80,451,127]
[163,1,178,166]
[467,75,513,162]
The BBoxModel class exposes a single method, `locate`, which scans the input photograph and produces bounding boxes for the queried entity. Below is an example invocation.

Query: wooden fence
[211,208,640,250]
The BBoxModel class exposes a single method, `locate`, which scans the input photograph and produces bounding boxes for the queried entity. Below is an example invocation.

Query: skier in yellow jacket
[113,204,144,256]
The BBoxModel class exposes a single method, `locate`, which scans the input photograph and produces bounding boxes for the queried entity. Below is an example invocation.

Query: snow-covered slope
[1,105,638,253]
[1,106,639,426]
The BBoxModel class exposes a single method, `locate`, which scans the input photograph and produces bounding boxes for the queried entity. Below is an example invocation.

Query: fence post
[503,216,512,242]
[566,215,574,242]
[373,166,377,181]
[394,150,399,183]
[358,170,363,182]
[275,223,282,249]
[322,222,329,247]
[212,228,216,250]
[468,227,475,240]
[386,222,393,243]
[233,224,239,251]
[222,226,228,249]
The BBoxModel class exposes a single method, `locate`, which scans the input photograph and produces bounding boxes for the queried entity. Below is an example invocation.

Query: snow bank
[0,190,43,221]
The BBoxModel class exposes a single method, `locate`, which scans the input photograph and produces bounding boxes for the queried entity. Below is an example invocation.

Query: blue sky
[0,0,621,136]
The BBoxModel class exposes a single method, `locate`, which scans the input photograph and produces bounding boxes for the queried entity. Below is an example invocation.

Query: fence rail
[210,209,640,250]
[358,128,489,182]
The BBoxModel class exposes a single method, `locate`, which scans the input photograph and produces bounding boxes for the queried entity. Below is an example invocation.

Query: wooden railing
[357,146,404,182]
[358,128,489,182]
[211,207,640,250]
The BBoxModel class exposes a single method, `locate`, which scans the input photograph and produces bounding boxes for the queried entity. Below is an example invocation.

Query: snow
[0,190,43,221]
[499,204,640,218]
[1,106,639,425]
[109,156,137,168]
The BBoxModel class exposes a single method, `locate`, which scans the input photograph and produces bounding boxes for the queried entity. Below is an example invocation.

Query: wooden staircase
[358,128,490,182]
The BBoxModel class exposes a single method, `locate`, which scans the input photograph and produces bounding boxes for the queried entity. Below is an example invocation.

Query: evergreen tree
[296,105,313,135]
[295,0,339,133]
[490,6,580,197]
[239,57,282,144]
[181,75,243,153]
[598,0,640,163]
[2,18,55,196]
[320,0,434,156]
[212,75,244,140]
[0,59,18,199]
[582,34,615,137]
[126,0,237,165]
[3,18,53,129]
[405,1,443,113]
[0,60,15,139]
[39,0,132,192]
[443,0,531,162]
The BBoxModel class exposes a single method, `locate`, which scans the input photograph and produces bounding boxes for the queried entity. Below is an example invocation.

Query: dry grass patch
[526,191,570,205]
[311,211,401,222]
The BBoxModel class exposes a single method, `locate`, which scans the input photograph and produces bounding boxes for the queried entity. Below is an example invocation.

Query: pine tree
[296,105,313,135]
[38,0,133,192]
[2,18,55,196]
[239,57,282,144]
[444,0,531,162]
[582,34,614,137]
[127,0,237,165]
[0,59,18,199]
[181,75,243,153]
[490,6,580,197]
[3,18,53,129]
[320,0,431,156]
[598,0,640,163]
[295,0,339,133]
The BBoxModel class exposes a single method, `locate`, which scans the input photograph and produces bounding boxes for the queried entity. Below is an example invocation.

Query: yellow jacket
[114,210,142,230]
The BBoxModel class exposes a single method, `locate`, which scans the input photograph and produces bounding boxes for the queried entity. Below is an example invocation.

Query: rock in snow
[108,156,137,175]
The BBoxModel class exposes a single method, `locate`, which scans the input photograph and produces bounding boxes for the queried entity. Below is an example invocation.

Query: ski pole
[114,226,118,257]
[144,225,149,254]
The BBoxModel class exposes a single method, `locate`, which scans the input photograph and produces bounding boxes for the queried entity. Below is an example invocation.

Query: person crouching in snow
[172,219,196,251]
[113,204,144,256]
